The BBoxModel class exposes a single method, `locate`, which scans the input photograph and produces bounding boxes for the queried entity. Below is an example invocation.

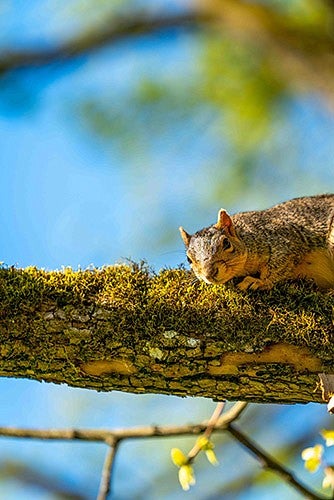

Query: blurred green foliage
[74,0,334,205]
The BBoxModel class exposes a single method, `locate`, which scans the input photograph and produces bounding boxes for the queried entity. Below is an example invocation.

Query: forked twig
[0,402,328,499]
[188,401,225,461]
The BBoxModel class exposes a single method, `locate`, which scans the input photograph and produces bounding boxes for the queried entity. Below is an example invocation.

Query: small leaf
[171,448,187,467]
[301,445,324,473]
[197,436,209,449]
[197,436,216,451]
[196,436,219,465]
[205,448,219,466]
[178,465,196,491]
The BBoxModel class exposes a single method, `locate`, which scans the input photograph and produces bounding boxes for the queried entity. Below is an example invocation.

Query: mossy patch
[0,263,332,368]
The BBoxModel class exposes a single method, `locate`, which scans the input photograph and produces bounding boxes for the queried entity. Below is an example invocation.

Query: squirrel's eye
[222,238,231,251]
[187,256,193,264]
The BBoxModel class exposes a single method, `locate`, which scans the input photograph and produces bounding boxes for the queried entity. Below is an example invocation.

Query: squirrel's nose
[202,263,219,282]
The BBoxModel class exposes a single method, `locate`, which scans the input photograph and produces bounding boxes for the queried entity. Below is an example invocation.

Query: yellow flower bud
[196,436,210,449]
[178,465,196,491]
[205,449,219,466]
[321,430,334,447]
[301,444,324,473]
[171,448,187,467]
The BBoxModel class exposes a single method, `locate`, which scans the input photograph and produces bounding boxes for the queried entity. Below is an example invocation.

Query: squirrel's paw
[237,276,273,291]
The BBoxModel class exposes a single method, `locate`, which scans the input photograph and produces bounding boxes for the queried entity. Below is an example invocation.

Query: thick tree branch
[0,265,332,404]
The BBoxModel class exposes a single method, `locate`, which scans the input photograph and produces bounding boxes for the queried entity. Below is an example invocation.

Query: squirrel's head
[179,209,246,285]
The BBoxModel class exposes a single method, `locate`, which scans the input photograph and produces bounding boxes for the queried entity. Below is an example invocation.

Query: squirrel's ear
[179,227,191,246]
[215,209,236,237]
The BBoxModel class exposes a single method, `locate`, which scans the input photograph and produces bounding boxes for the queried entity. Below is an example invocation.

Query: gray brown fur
[180,194,334,290]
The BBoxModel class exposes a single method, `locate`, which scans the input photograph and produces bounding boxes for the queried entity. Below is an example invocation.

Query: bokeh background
[0,1,334,498]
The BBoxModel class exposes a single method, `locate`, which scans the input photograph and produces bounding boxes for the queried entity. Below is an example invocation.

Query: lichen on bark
[0,263,332,403]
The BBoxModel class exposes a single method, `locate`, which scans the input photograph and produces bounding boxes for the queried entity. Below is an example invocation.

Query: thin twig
[97,438,120,500]
[188,402,225,461]
[0,403,248,442]
[227,423,328,500]
[0,402,327,499]
[217,401,248,426]
[206,402,226,432]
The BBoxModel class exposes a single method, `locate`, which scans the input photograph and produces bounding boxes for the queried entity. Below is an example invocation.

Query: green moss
[0,263,332,363]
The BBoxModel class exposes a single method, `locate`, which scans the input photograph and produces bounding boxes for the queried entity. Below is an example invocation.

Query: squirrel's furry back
[180,194,334,290]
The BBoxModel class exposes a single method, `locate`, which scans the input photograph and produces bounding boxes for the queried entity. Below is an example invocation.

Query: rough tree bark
[0,264,332,404]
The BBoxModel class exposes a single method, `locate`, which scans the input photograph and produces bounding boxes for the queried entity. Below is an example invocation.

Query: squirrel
[179,194,334,291]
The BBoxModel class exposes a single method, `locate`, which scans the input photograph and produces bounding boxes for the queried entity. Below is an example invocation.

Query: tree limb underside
[0,264,333,404]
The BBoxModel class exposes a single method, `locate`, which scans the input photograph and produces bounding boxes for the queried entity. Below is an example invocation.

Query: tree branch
[0,265,332,404]
[2,2,334,101]
[0,11,212,72]
[188,401,225,461]
[0,402,328,499]
[227,423,326,500]
[97,439,120,500]
[0,402,248,442]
